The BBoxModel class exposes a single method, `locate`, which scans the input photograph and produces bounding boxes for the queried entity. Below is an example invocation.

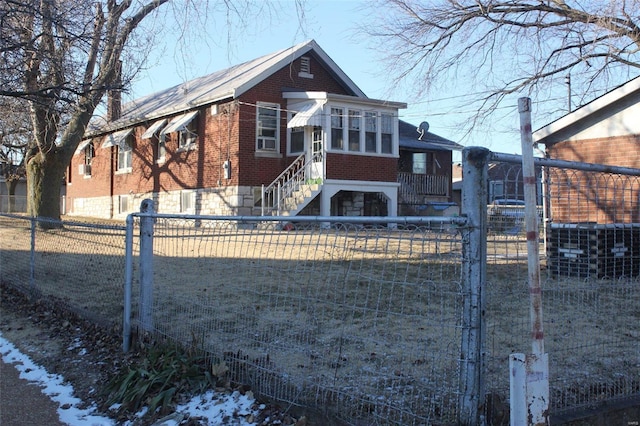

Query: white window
[181,191,195,212]
[81,142,94,176]
[117,136,133,171]
[328,107,396,155]
[157,136,166,163]
[178,118,198,150]
[256,103,279,151]
[119,195,130,213]
[331,107,344,150]
[365,112,377,153]
[381,113,393,154]
[161,112,199,151]
[413,153,427,174]
[348,110,361,152]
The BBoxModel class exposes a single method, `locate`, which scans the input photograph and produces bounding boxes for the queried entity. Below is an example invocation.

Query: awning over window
[287,101,325,128]
[161,111,199,135]
[141,119,167,139]
[102,128,133,148]
[74,139,92,155]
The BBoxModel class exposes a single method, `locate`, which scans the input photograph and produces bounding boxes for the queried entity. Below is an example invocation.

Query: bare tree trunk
[27,152,66,224]
[5,179,18,213]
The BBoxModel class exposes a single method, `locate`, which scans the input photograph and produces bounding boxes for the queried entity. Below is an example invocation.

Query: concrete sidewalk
[0,359,66,426]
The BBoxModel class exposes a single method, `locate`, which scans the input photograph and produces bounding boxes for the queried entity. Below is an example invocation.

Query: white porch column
[383,187,398,217]
[320,189,331,217]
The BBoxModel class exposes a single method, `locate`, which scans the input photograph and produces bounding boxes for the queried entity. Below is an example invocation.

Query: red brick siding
[68,54,395,204]
[235,54,353,186]
[68,139,112,198]
[326,154,397,181]
[547,136,640,223]
[547,135,640,168]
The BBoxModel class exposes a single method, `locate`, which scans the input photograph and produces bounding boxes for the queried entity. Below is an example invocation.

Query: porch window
[117,137,133,172]
[413,153,427,174]
[365,112,377,152]
[381,113,393,154]
[331,107,344,149]
[348,109,361,151]
[257,103,279,151]
[290,127,304,154]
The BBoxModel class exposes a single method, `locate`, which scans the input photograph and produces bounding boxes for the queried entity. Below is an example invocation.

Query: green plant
[104,344,228,418]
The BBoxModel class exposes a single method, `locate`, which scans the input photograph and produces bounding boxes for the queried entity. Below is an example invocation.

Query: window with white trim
[381,113,393,154]
[413,153,427,174]
[331,107,344,150]
[82,142,94,176]
[348,110,361,152]
[157,135,166,163]
[256,103,279,151]
[119,195,130,213]
[365,112,377,153]
[117,136,133,171]
[181,190,195,212]
[178,118,198,150]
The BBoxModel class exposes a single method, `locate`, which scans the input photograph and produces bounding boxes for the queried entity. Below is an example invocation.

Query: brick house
[533,75,640,223]
[68,40,415,219]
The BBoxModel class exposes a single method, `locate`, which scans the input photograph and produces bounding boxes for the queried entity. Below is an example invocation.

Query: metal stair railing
[261,152,323,216]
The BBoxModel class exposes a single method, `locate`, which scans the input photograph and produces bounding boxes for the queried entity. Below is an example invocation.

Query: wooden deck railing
[398,172,449,203]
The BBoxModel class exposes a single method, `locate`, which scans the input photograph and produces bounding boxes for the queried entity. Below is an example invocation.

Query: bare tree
[364,0,640,134]
[0,0,303,223]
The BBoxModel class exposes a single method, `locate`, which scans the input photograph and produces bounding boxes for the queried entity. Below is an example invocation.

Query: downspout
[109,147,115,218]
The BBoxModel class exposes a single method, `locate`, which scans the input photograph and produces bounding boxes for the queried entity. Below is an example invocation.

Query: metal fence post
[139,199,155,332]
[29,217,36,299]
[123,214,134,352]
[459,146,489,425]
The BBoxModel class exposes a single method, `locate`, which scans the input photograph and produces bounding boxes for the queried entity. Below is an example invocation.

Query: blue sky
[127,0,527,161]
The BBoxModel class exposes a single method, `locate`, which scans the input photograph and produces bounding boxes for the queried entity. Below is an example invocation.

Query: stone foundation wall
[67,186,258,220]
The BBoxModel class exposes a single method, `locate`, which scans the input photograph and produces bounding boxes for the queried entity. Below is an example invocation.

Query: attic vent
[299,56,313,79]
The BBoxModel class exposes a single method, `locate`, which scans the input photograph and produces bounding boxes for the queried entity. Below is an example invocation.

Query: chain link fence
[126,215,468,425]
[0,214,127,327]
[484,154,640,421]
[1,148,639,424]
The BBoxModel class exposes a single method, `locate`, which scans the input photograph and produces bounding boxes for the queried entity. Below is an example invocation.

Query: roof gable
[533,75,640,145]
[89,40,366,135]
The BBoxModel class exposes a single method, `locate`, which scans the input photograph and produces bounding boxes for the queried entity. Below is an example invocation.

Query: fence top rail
[490,151,640,176]
[0,213,127,231]
[127,212,468,226]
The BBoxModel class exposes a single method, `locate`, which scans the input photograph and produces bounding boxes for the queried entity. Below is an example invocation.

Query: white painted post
[510,354,527,425]
[513,97,549,425]
[139,199,155,332]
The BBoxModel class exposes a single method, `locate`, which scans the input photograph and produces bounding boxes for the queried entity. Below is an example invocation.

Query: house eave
[283,91,407,109]
[533,75,640,145]
[84,92,235,139]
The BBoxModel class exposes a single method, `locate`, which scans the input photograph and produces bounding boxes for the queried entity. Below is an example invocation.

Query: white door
[308,126,323,181]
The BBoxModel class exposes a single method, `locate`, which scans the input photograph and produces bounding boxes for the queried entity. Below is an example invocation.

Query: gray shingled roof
[87,39,366,136]
[398,120,462,152]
